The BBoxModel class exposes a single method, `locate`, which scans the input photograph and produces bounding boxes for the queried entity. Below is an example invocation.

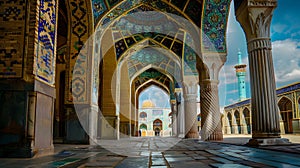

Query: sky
[139,85,171,108]
[139,0,300,109]
[219,0,300,107]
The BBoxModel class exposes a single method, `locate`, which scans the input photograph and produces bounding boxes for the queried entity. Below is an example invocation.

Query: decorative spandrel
[127,47,181,81]
[96,0,203,28]
[93,0,107,19]
[183,33,197,76]
[67,0,92,104]
[134,68,175,93]
[34,0,57,85]
[114,32,183,61]
[202,0,231,53]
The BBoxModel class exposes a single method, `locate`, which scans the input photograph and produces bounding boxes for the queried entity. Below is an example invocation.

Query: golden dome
[142,100,155,108]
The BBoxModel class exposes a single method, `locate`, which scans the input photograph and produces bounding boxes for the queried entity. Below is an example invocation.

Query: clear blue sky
[139,0,300,108]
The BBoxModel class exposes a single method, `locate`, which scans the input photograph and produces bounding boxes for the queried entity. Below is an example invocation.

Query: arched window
[140,124,147,130]
[140,112,147,118]
[153,119,162,136]
[153,119,162,127]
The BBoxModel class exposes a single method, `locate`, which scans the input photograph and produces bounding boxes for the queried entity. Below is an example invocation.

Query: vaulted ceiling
[93,0,231,53]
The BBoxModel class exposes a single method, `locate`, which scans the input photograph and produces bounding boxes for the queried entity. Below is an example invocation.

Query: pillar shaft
[171,102,177,136]
[200,80,223,141]
[235,0,280,139]
[183,83,199,138]
[177,102,185,138]
[248,38,280,138]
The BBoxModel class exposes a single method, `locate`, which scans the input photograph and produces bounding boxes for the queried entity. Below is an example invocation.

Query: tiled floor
[1,136,300,168]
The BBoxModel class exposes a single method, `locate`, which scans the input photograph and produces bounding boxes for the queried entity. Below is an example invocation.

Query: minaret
[234,50,247,101]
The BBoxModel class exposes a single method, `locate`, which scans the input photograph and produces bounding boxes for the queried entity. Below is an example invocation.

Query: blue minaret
[234,50,247,101]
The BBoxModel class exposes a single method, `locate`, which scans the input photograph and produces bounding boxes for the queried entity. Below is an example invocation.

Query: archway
[139,123,147,136]
[242,108,251,134]
[278,97,293,134]
[137,84,172,137]
[234,110,241,134]
[85,0,228,141]
[153,119,163,136]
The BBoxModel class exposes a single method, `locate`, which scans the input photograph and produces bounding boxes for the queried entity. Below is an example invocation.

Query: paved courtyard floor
[1,135,300,168]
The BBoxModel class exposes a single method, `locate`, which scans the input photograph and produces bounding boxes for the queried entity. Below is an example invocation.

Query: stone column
[241,114,248,134]
[177,102,185,138]
[232,113,239,134]
[183,83,199,138]
[176,90,185,138]
[235,0,289,145]
[171,101,178,136]
[200,80,223,141]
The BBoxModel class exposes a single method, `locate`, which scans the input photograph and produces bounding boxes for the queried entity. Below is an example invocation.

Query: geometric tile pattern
[0,0,26,78]
[113,31,184,61]
[202,0,231,53]
[34,0,57,85]
[133,68,173,94]
[96,0,203,28]
[70,0,230,103]
[183,32,197,76]
[68,0,92,104]
[127,47,181,80]
[92,0,107,24]
[183,46,197,76]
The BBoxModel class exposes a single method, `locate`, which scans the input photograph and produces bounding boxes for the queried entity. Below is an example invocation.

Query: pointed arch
[139,123,147,130]
[153,118,163,136]
[278,96,293,134]
[94,1,202,29]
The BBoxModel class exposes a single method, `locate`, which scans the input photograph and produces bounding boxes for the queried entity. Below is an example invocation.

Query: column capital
[235,0,277,40]
[182,82,198,96]
[199,79,219,93]
[247,37,272,53]
[201,53,226,81]
[200,79,219,85]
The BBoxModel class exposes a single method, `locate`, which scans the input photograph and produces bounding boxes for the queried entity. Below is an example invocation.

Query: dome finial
[237,49,242,65]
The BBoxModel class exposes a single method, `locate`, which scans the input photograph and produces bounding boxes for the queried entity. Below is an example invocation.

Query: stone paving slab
[2,137,300,167]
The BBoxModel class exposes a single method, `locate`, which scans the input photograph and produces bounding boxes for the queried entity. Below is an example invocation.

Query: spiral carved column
[200,80,223,141]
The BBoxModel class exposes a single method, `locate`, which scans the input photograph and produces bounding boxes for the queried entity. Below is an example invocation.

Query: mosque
[222,52,300,135]
[0,0,288,158]
[138,100,172,137]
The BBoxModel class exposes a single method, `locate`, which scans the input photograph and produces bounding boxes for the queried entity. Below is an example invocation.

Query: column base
[207,130,223,141]
[185,131,199,139]
[65,106,89,144]
[178,134,185,138]
[280,121,286,134]
[99,116,119,140]
[247,138,291,146]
